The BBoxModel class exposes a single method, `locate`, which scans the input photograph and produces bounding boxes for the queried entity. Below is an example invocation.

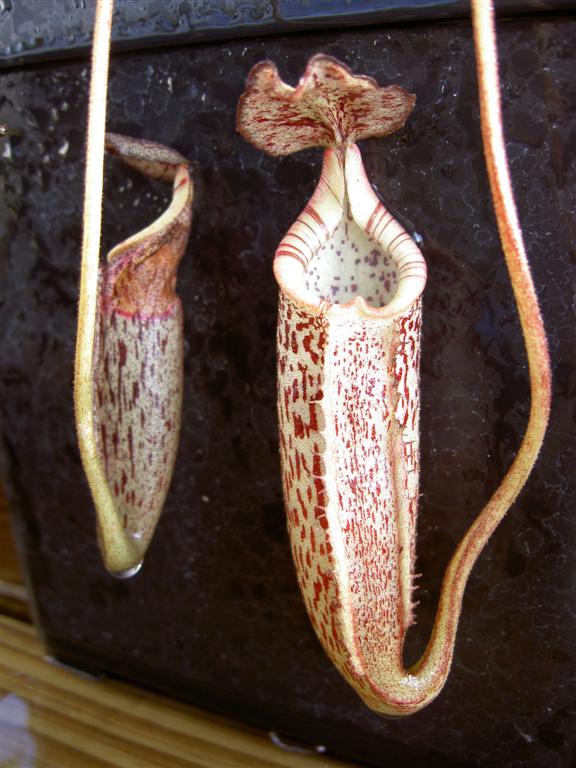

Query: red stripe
[389,232,411,252]
[375,213,394,240]
[289,232,312,249]
[366,201,381,233]
[297,216,324,246]
[281,240,308,260]
[304,204,329,238]
[276,249,307,269]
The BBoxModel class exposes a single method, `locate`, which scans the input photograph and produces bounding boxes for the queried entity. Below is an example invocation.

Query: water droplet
[110,561,143,579]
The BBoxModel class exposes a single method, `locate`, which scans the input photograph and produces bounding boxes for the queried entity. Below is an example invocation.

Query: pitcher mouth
[305,197,400,307]
[273,145,427,321]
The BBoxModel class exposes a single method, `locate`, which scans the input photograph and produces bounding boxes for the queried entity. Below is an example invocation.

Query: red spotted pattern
[237,55,415,157]
[278,288,423,701]
[95,301,183,550]
[88,137,193,568]
[277,292,346,661]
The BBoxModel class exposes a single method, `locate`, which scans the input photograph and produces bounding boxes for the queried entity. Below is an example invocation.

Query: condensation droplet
[110,561,143,579]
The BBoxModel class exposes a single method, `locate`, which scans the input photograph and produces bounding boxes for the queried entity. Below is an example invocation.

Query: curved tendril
[401,0,552,709]
[73,0,136,571]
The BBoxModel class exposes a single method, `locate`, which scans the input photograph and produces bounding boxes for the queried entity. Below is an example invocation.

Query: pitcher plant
[236,0,551,715]
[75,0,193,577]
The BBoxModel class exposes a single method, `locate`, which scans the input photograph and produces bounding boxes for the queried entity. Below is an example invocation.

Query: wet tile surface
[0,15,574,768]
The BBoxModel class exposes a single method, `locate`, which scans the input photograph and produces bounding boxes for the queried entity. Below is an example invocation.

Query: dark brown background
[1,10,574,768]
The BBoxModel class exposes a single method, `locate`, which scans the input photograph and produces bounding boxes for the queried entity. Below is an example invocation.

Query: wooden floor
[0,487,356,768]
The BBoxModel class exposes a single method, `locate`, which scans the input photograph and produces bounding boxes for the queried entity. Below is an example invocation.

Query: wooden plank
[0,658,282,768]
[0,705,114,768]
[0,617,356,768]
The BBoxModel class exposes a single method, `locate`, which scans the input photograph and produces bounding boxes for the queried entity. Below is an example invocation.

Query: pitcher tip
[109,561,143,579]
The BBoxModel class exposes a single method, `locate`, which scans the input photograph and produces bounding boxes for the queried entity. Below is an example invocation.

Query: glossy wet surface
[0,14,574,768]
